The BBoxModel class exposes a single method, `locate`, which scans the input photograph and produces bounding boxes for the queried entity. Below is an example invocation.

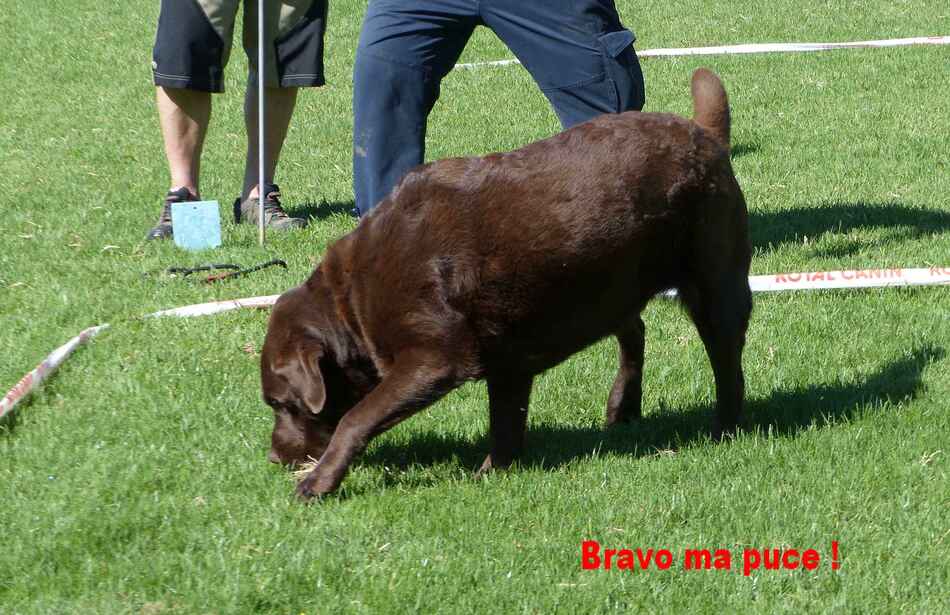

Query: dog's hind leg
[606,317,646,427]
[477,374,533,475]
[678,271,752,439]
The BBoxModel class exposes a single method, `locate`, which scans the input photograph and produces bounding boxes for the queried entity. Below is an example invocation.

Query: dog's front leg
[477,374,533,476]
[606,317,646,427]
[296,353,459,500]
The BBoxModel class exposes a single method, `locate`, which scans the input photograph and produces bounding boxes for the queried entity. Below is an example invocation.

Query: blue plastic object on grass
[171,201,222,251]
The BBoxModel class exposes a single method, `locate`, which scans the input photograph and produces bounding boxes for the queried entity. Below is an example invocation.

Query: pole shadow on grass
[749,201,950,257]
[360,344,943,476]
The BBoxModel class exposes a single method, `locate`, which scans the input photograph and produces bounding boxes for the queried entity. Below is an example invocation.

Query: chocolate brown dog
[262,69,752,500]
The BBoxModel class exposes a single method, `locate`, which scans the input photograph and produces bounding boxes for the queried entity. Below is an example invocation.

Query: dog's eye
[265,397,291,415]
[276,403,299,417]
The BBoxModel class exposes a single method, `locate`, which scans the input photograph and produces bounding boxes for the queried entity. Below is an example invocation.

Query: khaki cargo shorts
[152,0,327,92]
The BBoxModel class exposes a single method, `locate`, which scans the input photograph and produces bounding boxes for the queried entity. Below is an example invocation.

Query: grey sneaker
[233,183,307,230]
[147,187,199,240]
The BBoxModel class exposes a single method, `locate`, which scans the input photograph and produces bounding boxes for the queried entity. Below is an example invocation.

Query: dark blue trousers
[353,0,645,215]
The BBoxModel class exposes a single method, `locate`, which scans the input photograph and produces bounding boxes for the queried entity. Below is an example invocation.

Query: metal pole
[257,0,266,245]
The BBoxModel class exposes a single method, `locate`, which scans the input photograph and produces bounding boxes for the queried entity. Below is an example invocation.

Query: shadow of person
[731,142,759,159]
[360,344,943,474]
[749,201,950,254]
[290,200,358,222]
[290,201,950,256]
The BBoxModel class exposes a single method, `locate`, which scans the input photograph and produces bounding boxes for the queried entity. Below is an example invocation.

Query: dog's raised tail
[691,68,730,150]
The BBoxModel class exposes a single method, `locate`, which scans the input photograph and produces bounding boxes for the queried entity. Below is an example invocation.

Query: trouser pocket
[597,28,645,112]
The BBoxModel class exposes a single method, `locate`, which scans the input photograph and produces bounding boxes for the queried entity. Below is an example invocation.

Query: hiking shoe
[233,183,307,230]
[146,187,199,240]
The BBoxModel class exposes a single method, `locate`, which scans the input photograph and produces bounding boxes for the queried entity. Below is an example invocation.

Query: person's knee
[355,50,424,97]
[353,50,391,99]
[354,50,440,125]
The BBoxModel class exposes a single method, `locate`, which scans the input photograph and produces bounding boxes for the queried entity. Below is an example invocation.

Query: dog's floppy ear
[281,339,327,415]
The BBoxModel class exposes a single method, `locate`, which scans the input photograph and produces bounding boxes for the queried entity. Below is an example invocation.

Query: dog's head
[261,284,377,466]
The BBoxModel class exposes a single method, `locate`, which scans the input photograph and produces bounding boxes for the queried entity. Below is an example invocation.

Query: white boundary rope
[455,36,950,70]
[1,325,110,420]
[3,267,948,420]
[146,294,280,319]
[750,266,950,292]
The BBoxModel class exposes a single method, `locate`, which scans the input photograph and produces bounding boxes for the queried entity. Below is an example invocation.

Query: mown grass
[1,1,948,613]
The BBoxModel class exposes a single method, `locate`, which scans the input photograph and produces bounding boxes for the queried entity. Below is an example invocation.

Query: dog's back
[330,70,749,378]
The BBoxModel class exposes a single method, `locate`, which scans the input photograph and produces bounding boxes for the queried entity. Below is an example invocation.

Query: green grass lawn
[2,1,949,612]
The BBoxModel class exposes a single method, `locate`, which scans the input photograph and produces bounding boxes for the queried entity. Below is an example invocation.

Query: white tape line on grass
[654,267,950,297]
[0,325,109,420]
[0,296,278,419]
[749,266,950,292]
[455,36,950,70]
[0,294,280,418]
[3,266,949,419]
[145,294,280,319]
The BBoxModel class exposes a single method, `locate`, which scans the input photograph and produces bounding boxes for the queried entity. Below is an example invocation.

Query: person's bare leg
[156,86,211,197]
[242,86,298,199]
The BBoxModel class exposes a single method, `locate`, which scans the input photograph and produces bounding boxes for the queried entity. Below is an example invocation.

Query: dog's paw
[711,418,743,442]
[294,479,322,503]
[474,455,495,479]
[294,465,342,502]
[474,454,518,479]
